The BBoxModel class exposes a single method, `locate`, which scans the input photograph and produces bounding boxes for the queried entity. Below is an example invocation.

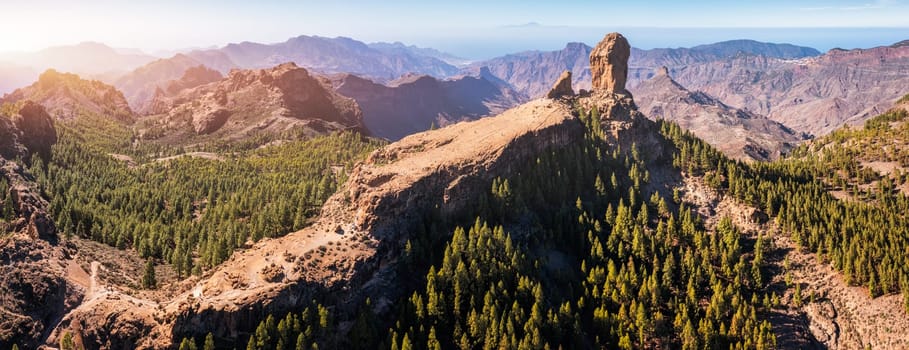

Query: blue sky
[1,0,908,58]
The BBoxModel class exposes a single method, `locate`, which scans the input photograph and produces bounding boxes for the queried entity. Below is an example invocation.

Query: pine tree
[203,333,215,350]
[61,331,75,350]
[179,338,198,350]
[142,258,157,289]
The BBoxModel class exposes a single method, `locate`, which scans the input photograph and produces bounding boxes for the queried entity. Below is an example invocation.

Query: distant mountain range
[0,42,157,86]
[633,68,806,161]
[3,35,909,154]
[463,39,822,99]
[330,68,524,140]
[467,39,909,137]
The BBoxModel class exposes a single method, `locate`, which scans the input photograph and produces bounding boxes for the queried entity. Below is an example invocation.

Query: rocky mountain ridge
[1,70,135,123]
[138,62,363,143]
[38,32,648,349]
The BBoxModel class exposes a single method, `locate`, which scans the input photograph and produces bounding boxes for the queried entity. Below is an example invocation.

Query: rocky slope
[634,67,806,161]
[330,72,525,140]
[138,63,363,143]
[1,69,135,123]
[628,39,819,80]
[6,32,906,349]
[0,102,70,350]
[138,66,224,116]
[463,42,594,99]
[469,39,909,139]
[48,93,593,349]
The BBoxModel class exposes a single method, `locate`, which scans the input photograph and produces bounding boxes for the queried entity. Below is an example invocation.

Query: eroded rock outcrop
[590,33,631,93]
[142,62,363,142]
[546,71,574,99]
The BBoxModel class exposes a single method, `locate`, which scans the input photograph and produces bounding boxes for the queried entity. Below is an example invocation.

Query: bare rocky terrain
[634,67,807,161]
[50,95,591,349]
[137,62,363,144]
[666,44,909,136]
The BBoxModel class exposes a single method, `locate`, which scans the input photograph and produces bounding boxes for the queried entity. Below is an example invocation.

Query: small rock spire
[546,70,574,99]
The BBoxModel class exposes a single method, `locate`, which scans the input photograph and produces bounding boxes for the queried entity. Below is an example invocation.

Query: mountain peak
[143,63,362,139]
[3,69,134,123]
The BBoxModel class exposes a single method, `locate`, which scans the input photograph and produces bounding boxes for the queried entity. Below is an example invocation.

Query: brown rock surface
[546,70,574,99]
[139,62,363,143]
[0,108,64,349]
[590,33,631,92]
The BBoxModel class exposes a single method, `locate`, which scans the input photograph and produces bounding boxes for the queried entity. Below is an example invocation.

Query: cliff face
[590,33,631,93]
[114,53,233,111]
[464,42,593,99]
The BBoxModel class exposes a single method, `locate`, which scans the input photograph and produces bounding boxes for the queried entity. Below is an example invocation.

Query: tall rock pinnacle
[590,33,631,93]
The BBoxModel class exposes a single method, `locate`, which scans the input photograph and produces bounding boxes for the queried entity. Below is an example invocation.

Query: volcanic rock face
[590,33,631,93]
[164,65,223,97]
[0,234,73,350]
[141,62,363,142]
[664,45,909,136]
[546,71,574,99]
[114,52,235,111]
